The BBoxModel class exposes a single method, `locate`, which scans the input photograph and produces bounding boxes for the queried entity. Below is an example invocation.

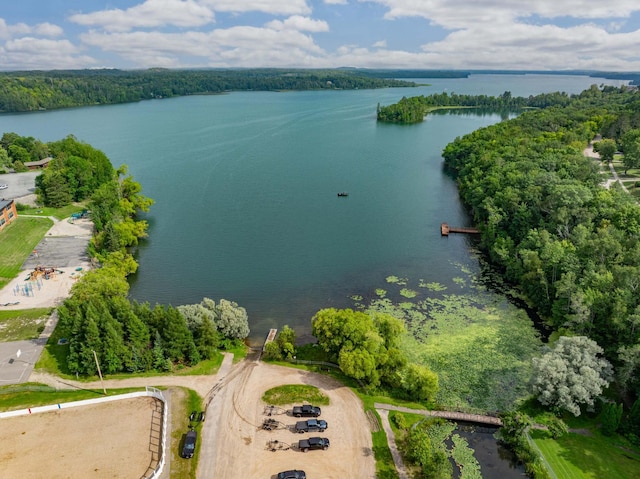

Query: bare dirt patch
[0,396,161,479]
[200,360,376,479]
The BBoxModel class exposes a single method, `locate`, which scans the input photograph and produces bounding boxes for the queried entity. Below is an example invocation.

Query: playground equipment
[27,266,61,281]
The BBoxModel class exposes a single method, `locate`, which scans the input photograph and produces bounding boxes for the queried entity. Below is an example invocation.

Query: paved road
[0,310,59,385]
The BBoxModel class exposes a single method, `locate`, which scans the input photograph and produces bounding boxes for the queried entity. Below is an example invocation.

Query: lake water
[0,74,627,345]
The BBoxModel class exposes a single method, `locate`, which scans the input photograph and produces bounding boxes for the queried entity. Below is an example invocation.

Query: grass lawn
[16,204,86,221]
[261,384,330,406]
[0,383,145,412]
[0,216,53,288]
[0,308,52,341]
[531,429,640,479]
[169,387,203,479]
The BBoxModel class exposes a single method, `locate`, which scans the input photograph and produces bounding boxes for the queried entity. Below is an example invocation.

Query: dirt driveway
[200,359,376,479]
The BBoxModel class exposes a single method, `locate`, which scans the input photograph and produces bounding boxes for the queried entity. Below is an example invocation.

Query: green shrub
[391,412,407,430]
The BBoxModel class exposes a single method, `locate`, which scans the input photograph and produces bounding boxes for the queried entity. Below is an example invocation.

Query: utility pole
[92,350,107,396]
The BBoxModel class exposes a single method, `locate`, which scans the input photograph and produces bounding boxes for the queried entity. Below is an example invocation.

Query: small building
[24,157,53,170]
[0,199,18,231]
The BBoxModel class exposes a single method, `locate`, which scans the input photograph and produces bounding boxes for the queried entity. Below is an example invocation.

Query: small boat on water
[337,192,348,197]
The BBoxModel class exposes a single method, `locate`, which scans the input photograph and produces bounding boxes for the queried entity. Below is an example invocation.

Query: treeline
[0,68,414,113]
[0,132,50,172]
[377,90,576,123]
[441,85,640,398]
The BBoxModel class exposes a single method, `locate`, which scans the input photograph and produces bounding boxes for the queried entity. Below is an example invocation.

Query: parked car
[292,405,321,417]
[277,470,306,479]
[298,436,330,452]
[0,184,8,190]
[181,430,197,458]
[295,418,328,433]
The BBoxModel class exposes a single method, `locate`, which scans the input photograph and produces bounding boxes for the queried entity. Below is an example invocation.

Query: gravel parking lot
[200,360,376,479]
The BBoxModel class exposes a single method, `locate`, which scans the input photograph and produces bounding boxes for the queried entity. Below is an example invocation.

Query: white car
[0,184,8,190]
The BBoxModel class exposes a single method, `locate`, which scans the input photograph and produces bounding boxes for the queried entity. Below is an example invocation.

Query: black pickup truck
[298,436,330,452]
[291,404,322,417]
[295,419,328,433]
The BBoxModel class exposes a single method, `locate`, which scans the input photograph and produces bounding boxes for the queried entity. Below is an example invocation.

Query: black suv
[299,436,330,452]
[181,430,197,458]
[277,471,306,479]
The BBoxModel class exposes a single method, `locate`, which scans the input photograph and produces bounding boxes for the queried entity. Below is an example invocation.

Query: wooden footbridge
[374,403,503,427]
[441,223,480,236]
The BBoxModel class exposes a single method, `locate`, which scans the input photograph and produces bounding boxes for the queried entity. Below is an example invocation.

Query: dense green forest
[0,68,414,113]
[438,85,640,400]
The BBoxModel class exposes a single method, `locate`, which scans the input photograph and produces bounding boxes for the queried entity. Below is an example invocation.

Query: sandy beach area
[0,216,93,310]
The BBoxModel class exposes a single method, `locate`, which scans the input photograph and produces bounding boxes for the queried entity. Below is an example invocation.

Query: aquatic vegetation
[400,288,418,298]
[354,270,542,412]
[420,281,447,291]
[453,277,466,287]
[350,295,363,301]
[386,275,408,285]
[451,434,482,479]
[375,288,387,298]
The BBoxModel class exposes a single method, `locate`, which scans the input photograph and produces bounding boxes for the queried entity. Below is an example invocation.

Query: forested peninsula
[0,68,414,113]
[376,90,572,123]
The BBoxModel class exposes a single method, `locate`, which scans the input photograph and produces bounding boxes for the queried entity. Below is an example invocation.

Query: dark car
[277,470,306,479]
[295,418,328,433]
[292,404,321,417]
[181,430,197,458]
[298,436,330,452]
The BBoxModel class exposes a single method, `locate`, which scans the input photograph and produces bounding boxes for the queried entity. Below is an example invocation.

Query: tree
[214,299,250,340]
[593,138,616,162]
[620,129,640,175]
[531,336,613,416]
[600,402,623,436]
[402,363,439,402]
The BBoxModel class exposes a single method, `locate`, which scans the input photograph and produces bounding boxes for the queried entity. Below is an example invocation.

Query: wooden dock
[441,223,480,236]
[262,328,278,352]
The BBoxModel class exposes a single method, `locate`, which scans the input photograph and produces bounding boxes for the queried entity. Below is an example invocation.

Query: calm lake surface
[0,74,627,345]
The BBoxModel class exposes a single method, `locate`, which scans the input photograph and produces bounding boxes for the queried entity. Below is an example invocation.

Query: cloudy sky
[2,0,640,71]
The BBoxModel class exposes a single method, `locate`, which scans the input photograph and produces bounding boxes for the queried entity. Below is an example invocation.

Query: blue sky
[2,0,640,71]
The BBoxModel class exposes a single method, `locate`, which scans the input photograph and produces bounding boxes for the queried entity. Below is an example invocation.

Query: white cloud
[325,0,348,4]
[362,1,640,27]
[1,37,96,70]
[202,0,312,15]
[33,23,64,37]
[79,26,326,68]
[0,19,33,40]
[372,40,387,48]
[266,16,329,32]
[69,0,215,32]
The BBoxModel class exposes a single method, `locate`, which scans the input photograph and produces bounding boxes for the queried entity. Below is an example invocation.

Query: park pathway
[28,352,235,399]
[377,408,410,479]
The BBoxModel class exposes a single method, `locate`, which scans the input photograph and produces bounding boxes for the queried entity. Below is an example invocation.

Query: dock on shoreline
[262,328,278,352]
[441,223,480,236]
